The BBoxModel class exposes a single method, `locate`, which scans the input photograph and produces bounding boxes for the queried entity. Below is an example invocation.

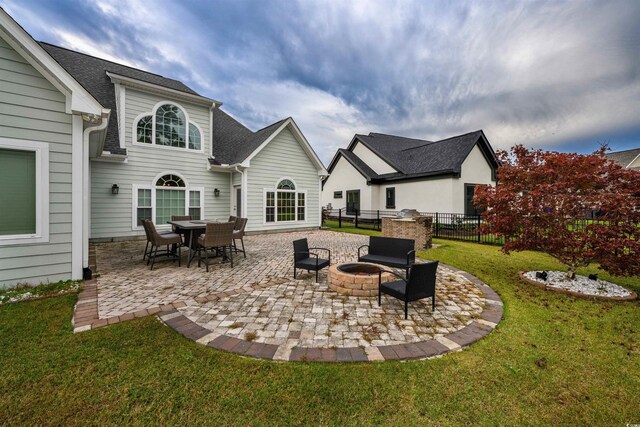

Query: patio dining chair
[378,261,439,319]
[142,219,173,261]
[232,217,248,258]
[197,221,235,271]
[143,220,183,270]
[228,215,238,227]
[293,238,331,283]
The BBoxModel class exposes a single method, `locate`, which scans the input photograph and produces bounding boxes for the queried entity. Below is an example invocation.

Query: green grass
[0,279,79,304]
[323,219,381,236]
[1,239,639,425]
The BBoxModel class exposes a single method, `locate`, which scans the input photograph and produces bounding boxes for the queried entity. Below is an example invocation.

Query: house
[605,148,640,171]
[0,9,326,288]
[322,130,498,215]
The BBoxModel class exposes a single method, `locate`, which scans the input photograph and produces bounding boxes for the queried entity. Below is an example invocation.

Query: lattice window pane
[136,115,152,144]
[188,123,201,150]
[156,174,185,187]
[155,189,185,225]
[0,148,36,235]
[189,190,201,220]
[297,193,305,221]
[265,191,275,222]
[155,104,186,148]
[277,179,295,190]
[277,191,295,221]
[136,188,152,226]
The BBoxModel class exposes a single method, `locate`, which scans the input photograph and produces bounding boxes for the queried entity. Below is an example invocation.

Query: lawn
[1,238,639,425]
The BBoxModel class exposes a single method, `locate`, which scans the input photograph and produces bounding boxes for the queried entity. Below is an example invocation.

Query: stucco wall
[451,144,495,213]
[321,156,371,210]
[351,141,397,174]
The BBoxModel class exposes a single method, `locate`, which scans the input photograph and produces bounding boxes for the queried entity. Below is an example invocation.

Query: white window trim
[131,176,205,231]
[263,187,308,225]
[0,138,49,246]
[131,100,205,153]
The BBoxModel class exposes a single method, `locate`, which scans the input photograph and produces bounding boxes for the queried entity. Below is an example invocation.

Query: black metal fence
[322,208,505,245]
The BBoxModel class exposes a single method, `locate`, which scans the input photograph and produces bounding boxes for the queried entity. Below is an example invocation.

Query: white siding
[352,142,397,174]
[90,88,230,239]
[246,126,321,232]
[321,156,371,210]
[0,37,73,287]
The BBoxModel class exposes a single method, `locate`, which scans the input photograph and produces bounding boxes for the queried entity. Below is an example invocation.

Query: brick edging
[518,271,638,302]
[158,263,504,362]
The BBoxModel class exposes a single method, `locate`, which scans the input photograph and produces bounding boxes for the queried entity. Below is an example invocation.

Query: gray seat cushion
[359,254,408,268]
[296,257,330,270]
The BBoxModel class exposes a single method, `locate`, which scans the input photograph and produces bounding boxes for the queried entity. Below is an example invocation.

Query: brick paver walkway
[73,230,503,361]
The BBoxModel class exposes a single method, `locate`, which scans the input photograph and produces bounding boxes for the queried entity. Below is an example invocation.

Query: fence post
[338,208,342,228]
[377,210,380,231]
[355,209,359,228]
[477,214,481,243]
[435,212,439,238]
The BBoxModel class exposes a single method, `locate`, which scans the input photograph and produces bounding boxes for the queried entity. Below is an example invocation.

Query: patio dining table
[167,219,221,267]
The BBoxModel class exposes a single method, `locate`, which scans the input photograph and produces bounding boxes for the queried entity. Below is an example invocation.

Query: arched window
[156,104,186,148]
[134,102,202,151]
[133,173,204,228]
[188,124,201,150]
[265,178,306,223]
[136,115,152,144]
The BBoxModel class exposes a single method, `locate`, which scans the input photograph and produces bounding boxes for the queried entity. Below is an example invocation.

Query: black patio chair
[378,261,439,319]
[293,238,331,283]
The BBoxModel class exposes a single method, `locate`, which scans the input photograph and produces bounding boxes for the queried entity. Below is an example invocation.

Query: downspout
[233,165,244,217]
[82,110,110,271]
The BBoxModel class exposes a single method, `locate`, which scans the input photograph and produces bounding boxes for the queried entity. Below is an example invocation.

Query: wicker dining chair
[232,217,248,258]
[228,215,238,227]
[171,215,192,247]
[142,219,172,261]
[143,220,183,270]
[197,221,235,271]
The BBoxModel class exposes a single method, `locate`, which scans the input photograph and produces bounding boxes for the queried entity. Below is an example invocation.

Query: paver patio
[74,230,502,361]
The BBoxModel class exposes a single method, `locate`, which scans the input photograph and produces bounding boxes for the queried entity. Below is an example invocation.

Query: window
[134,102,202,151]
[385,187,395,209]
[346,190,360,215]
[464,183,482,216]
[0,138,49,245]
[333,191,343,199]
[264,178,306,223]
[133,173,203,229]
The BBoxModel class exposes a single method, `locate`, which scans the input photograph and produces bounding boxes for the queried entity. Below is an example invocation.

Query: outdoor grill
[396,209,421,219]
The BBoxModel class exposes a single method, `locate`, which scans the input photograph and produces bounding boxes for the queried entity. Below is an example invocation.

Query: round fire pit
[328,262,395,297]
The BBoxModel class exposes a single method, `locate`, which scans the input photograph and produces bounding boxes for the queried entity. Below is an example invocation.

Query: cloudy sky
[2,0,639,165]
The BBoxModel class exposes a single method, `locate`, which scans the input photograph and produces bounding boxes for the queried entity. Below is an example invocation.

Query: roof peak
[38,41,181,84]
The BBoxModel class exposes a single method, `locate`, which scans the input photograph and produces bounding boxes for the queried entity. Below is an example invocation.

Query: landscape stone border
[71,264,503,362]
[157,262,504,362]
[519,272,638,302]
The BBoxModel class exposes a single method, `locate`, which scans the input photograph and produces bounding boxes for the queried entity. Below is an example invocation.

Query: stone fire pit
[328,262,395,297]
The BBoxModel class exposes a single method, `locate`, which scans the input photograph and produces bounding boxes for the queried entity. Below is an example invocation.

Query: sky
[2,0,639,165]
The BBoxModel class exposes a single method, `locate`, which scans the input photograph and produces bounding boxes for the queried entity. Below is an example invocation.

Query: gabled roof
[606,148,640,170]
[329,148,380,180]
[40,42,211,155]
[329,129,498,183]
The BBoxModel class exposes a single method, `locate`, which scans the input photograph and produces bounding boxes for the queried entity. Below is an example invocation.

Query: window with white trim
[264,178,306,223]
[134,102,202,151]
[0,138,49,245]
[133,173,204,228]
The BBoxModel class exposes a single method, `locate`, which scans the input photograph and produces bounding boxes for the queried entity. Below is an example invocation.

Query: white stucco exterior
[322,141,496,214]
[351,142,397,174]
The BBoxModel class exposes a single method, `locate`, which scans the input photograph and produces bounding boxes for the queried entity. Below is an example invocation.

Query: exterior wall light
[214,188,220,197]
[111,184,119,195]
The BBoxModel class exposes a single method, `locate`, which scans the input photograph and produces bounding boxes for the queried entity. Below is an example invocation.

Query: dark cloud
[2,0,639,164]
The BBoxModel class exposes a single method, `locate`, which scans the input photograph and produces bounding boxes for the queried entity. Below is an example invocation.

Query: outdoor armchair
[378,260,439,319]
[293,238,331,283]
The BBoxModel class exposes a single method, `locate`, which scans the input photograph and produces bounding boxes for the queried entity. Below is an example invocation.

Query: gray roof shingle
[330,130,498,182]
[40,42,287,164]
[40,42,202,155]
[605,148,640,170]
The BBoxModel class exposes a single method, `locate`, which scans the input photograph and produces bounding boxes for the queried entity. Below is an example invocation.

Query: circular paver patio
[90,230,503,362]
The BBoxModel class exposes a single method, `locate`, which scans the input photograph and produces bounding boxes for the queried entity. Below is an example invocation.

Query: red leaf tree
[474,145,640,279]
